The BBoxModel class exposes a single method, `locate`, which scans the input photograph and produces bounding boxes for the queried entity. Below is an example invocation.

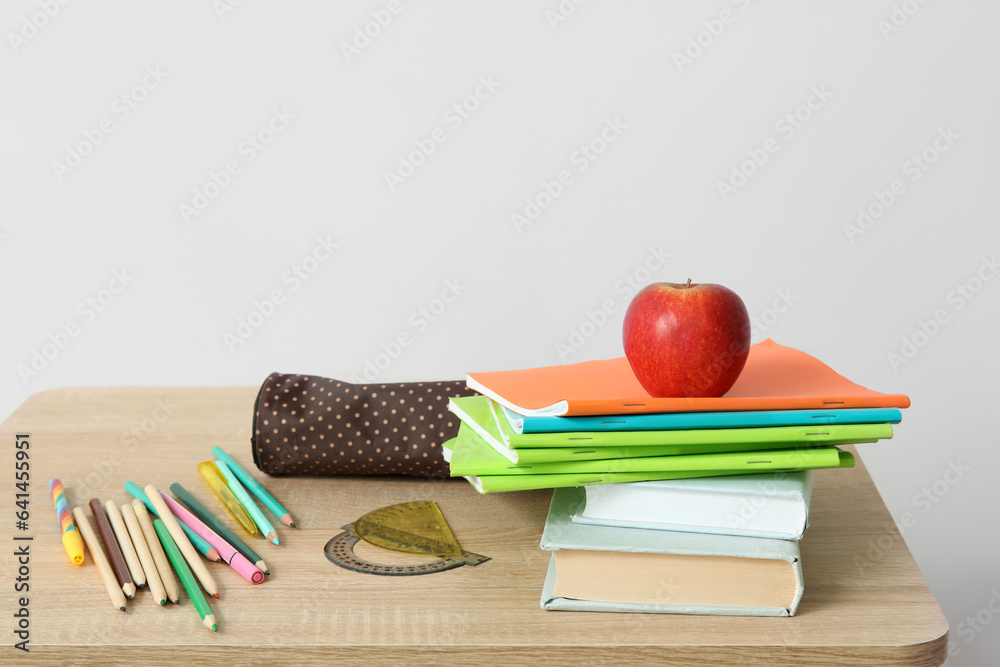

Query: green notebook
[444,422,846,476]
[448,396,885,464]
[459,450,855,493]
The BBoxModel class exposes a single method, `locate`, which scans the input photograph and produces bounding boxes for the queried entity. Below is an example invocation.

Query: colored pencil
[153,518,217,632]
[216,459,279,545]
[132,499,179,604]
[71,507,127,612]
[104,500,145,589]
[124,481,222,563]
[89,499,136,599]
[145,484,219,599]
[160,491,264,584]
[171,483,269,575]
[213,446,296,528]
[121,503,166,606]
[49,480,84,565]
[197,461,258,536]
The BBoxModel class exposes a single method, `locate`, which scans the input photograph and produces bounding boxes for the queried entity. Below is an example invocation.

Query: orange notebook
[467,339,910,417]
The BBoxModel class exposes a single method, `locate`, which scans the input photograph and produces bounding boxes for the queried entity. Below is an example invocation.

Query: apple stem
[686,278,692,288]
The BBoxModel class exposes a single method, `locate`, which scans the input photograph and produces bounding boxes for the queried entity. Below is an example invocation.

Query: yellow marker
[198,461,258,535]
[50,479,85,565]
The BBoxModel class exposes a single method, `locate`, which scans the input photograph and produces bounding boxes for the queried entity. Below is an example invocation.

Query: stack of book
[446,339,907,494]
[446,338,909,615]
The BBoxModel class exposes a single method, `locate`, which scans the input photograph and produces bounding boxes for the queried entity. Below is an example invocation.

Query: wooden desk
[0,388,948,665]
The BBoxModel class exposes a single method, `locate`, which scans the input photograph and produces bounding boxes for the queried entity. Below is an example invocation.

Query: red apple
[622,280,751,398]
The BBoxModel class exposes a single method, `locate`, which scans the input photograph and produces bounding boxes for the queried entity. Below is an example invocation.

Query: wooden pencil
[89,498,136,599]
[170,482,269,575]
[104,500,146,589]
[145,484,219,599]
[71,507,127,612]
[121,503,166,606]
[132,499,179,604]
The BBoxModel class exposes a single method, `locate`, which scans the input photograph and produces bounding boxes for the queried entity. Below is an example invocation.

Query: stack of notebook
[445,339,908,494]
[445,338,909,616]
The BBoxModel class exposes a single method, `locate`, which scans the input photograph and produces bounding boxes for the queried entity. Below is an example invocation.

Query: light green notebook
[449,396,882,464]
[444,422,845,476]
[454,451,856,494]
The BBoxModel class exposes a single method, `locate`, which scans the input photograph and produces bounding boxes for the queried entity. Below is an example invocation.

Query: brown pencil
[105,500,146,589]
[89,498,136,599]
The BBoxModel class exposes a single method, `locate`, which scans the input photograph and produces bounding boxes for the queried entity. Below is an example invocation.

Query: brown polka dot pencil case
[250,372,476,477]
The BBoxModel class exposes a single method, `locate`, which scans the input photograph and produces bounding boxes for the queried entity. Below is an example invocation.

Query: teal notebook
[449,396,884,463]
[443,422,845,476]
[540,487,804,616]
[503,405,903,434]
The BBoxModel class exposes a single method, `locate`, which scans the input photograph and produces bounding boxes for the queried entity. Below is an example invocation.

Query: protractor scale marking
[324,501,490,576]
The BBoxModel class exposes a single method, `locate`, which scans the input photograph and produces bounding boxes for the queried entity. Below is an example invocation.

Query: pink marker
[159,491,265,585]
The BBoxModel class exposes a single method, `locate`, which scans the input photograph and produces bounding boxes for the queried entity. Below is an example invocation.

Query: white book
[572,471,813,540]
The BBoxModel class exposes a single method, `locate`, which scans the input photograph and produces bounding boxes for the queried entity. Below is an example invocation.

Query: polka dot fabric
[250,372,477,477]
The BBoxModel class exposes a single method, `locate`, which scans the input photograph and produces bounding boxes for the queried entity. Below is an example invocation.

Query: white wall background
[2,1,997,663]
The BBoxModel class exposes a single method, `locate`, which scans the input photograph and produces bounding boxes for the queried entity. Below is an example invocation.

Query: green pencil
[153,518,217,632]
[212,447,296,528]
[170,482,269,575]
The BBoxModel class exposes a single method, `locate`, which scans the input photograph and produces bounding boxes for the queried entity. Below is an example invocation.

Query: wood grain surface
[0,387,948,666]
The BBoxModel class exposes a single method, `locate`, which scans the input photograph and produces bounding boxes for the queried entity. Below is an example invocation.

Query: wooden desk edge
[23,630,952,667]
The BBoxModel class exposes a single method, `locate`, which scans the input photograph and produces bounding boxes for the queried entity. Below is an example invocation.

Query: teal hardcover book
[540,487,804,616]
